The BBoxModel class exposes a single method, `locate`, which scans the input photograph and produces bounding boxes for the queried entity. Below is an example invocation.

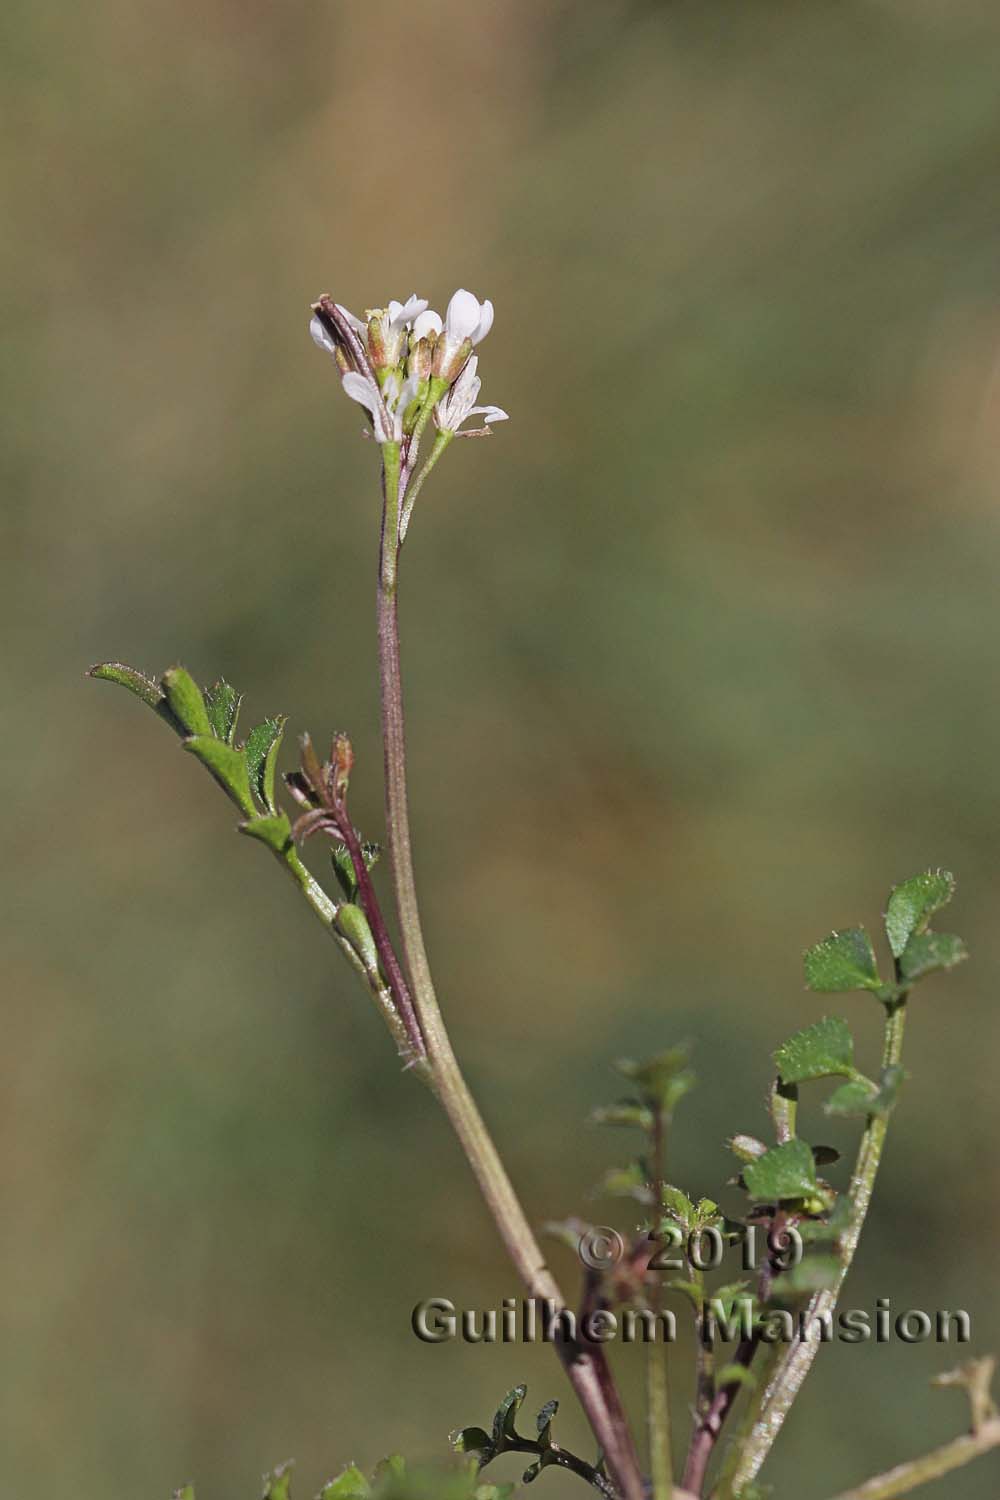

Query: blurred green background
[4,1,1000,1496]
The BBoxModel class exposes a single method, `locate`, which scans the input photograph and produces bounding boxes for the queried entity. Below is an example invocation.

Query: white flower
[309,314,338,357]
[434,356,508,434]
[367,293,429,368]
[310,297,427,371]
[433,289,494,378]
[445,289,494,346]
[341,368,419,442]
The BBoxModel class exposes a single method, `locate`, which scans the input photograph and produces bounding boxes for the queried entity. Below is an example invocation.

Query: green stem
[729,997,908,1492]
[820,1418,1000,1500]
[711,1345,780,1500]
[375,454,645,1500]
[649,1335,674,1500]
[276,838,421,1071]
[648,1111,674,1500]
[400,431,453,541]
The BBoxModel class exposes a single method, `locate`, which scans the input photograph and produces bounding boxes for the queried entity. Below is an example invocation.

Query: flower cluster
[309,289,507,445]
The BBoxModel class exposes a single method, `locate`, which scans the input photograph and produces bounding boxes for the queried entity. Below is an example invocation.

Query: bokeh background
[4,1,1000,1496]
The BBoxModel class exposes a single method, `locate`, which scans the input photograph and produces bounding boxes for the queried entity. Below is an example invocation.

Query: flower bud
[432,334,473,383]
[408,336,434,382]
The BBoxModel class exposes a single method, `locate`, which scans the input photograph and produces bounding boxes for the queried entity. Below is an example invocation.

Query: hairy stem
[375,458,644,1500]
[648,1110,674,1500]
[730,996,908,1492]
[821,1418,1000,1500]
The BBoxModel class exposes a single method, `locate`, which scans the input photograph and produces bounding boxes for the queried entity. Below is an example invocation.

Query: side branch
[822,1418,1000,1500]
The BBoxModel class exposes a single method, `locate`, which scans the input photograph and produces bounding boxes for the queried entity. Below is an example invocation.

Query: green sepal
[775,1016,856,1085]
[898,932,968,983]
[245,716,287,814]
[203,679,241,743]
[335,903,380,978]
[162,666,213,738]
[240,813,293,853]
[743,1139,817,1203]
[183,735,255,817]
[88,661,186,735]
[318,1464,371,1499]
[804,928,883,994]
[885,870,955,958]
[715,1362,757,1390]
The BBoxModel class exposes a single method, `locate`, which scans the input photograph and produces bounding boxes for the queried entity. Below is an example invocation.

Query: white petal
[341,370,380,418]
[412,310,442,340]
[399,293,428,323]
[469,404,508,423]
[445,288,483,343]
[310,315,337,356]
[387,300,403,321]
[472,299,494,344]
[336,304,368,335]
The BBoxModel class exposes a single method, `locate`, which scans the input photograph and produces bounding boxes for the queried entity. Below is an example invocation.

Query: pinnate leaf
[319,1465,371,1499]
[183,735,255,817]
[240,813,293,853]
[203,679,241,743]
[262,1462,294,1500]
[89,661,186,734]
[245,715,287,814]
[162,666,212,738]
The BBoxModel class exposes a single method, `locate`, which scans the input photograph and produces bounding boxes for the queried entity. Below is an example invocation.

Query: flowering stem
[375,456,645,1500]
[730,994,909,1492]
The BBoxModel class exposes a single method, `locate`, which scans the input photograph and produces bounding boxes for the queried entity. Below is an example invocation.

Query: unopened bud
[408,336,434,381]
[367,313,387,370]
[432,334,473,383]
[332,731,354,798]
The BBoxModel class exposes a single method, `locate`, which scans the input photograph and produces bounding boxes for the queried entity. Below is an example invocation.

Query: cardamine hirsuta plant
[92,289,999,1500]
